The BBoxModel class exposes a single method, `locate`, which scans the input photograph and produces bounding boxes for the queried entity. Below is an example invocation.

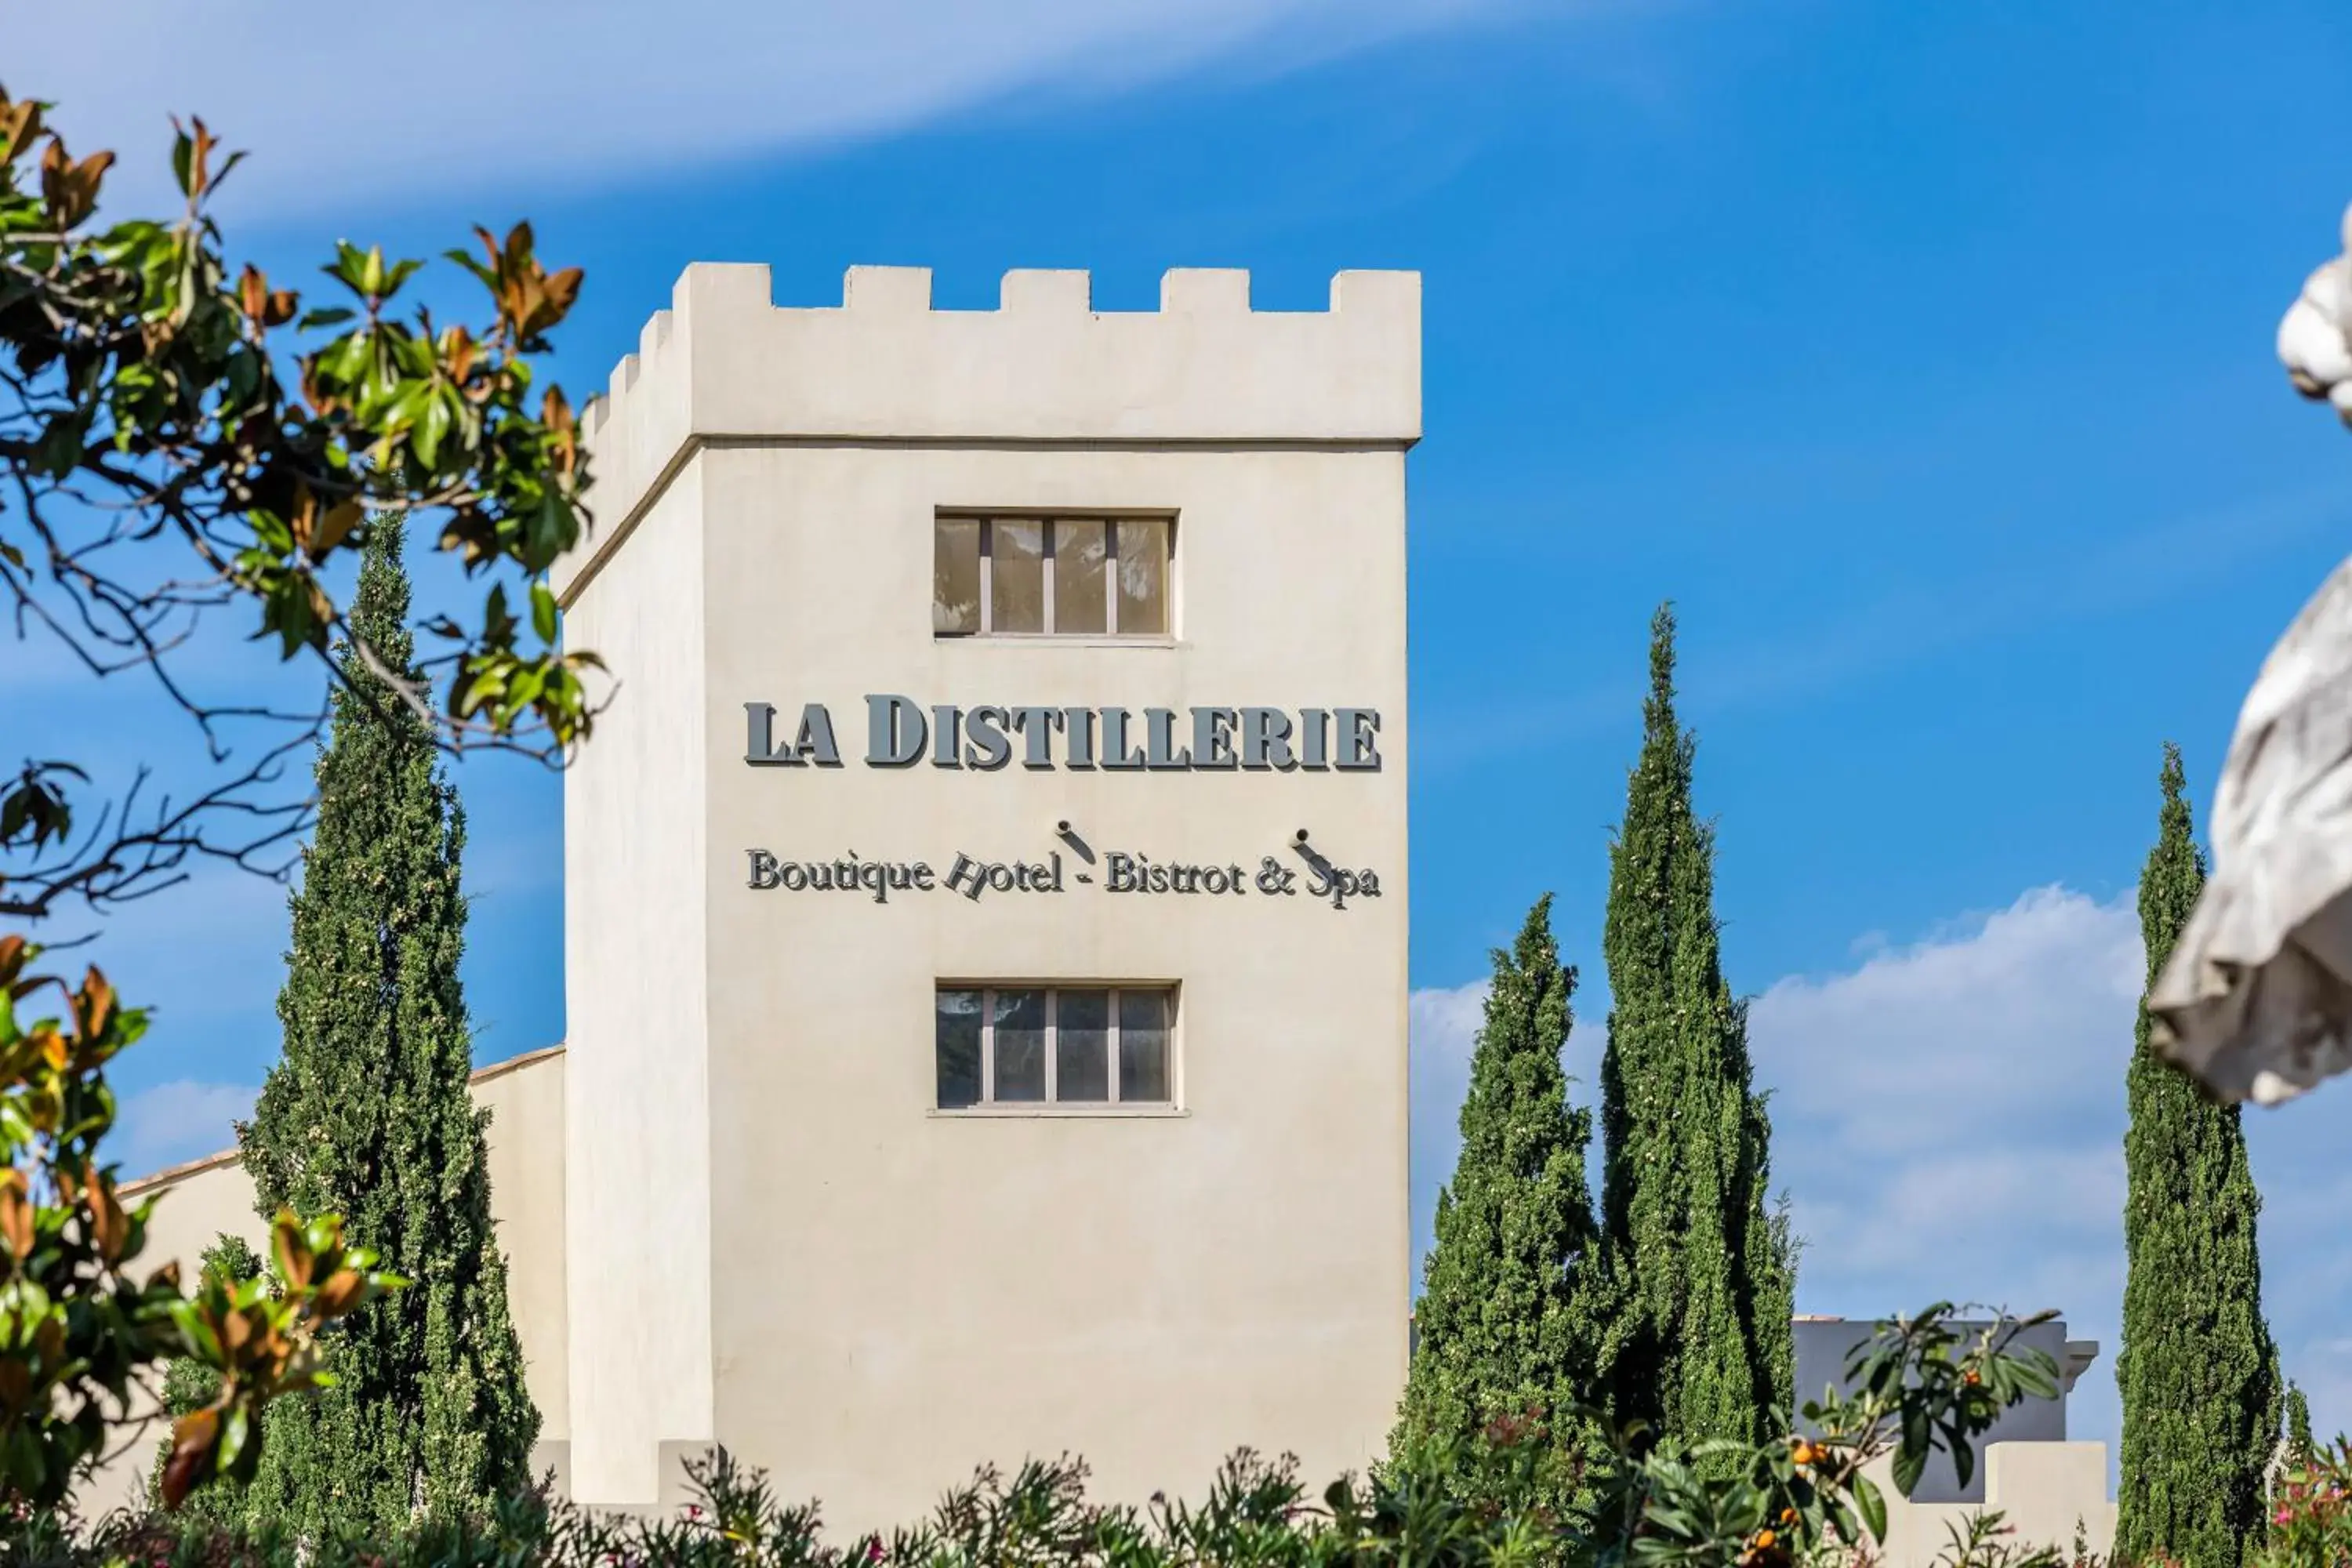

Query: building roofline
[117,1044,566,1199]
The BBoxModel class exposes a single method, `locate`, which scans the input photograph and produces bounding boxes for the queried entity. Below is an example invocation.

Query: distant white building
[92,263,1419,1532]
[1792,1315,2114,1566]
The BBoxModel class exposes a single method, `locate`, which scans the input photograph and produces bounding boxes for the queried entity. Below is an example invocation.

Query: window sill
[927,1105,1189,1120]
[934,636,1185,651]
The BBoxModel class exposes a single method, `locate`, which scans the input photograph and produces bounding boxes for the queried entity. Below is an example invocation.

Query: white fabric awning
[2151,557,2352,1103]
[2147,198,2352,1105]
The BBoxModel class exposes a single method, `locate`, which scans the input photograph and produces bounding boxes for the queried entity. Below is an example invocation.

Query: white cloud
[13,0,1518,219]
[1749,885,2142,1314]
[1410,884,2352,1488]
[113,1077,254,1176]
[1409,976,1490,1272]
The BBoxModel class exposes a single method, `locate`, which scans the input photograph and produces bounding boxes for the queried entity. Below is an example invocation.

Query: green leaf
[1853,1473,1886,1541]
[530,582,558,644]
[413,388,453,468]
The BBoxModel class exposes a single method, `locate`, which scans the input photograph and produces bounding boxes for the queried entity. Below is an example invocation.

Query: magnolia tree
[1,88,604,923]
[1,80,601,1507]
[2149,199,2352,1106]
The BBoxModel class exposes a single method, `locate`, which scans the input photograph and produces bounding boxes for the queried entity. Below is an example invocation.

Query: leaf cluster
[0,84,604,920]
[1593,1305,2064,1568]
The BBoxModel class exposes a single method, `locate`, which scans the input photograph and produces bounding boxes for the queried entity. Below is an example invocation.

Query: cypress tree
[1399,896,1609,1488]
[229,526,539,1532]
[2285,1383,2314,1462]
[1597,604,1794,1453]
[2114,745,2278,1568]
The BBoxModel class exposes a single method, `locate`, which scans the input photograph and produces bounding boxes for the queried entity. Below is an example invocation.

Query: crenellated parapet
[563,266,1419,597]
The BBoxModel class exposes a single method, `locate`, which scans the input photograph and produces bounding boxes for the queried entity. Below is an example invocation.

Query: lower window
[935,985,1174,1109]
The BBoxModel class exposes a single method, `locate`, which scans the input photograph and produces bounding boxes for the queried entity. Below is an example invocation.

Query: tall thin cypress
[230,526,539,1532]
[2114,745,2278,1568]
[1399,896,1609,1490]
[1597,604,1793,1452]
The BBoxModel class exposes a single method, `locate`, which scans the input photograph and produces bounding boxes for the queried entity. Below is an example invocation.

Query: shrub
[31,1304,2089,1568]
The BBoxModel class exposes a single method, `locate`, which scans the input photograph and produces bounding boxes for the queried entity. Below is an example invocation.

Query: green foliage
[2285,1385,2314,1464]
[2115,746,2279,1568]
[155,1236,264,1522]
[191,527,538,1531]
[1596,604,1794,1454]
[73,1307,2079,1568]
[0,938,394,1512]
[0,85,603,921]
[1396,895,1610,1510]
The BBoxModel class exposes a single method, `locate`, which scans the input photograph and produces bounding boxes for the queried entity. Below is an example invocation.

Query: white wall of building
[556,263,1417,1528]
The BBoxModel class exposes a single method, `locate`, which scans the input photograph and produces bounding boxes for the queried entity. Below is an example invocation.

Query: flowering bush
[2260,1439,2352,1568]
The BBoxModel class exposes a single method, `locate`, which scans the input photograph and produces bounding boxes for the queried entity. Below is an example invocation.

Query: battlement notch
[570,264,1420,582]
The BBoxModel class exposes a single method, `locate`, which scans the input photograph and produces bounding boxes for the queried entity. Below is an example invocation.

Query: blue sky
[18,0,2352,1486]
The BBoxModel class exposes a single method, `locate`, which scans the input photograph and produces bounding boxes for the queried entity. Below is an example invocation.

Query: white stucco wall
[557,263,1417,1528]
[559,462,716,1505]
[1870,1443,2115,1567]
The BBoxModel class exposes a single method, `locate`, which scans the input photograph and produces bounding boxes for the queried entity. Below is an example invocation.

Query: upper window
[935,985,1174,1109]
[933,516,1170,638]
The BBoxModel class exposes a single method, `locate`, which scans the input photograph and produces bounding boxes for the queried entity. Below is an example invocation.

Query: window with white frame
[935,985,1174,1109]
[932,516,1171,638]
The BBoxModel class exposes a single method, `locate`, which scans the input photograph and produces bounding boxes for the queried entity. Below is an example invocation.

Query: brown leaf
[87,1172,127,1263]
[0,98,40,166]
[272,1210,311,1290]
[443,323,477,383]
[185,116,216,198]
[238,264,267,323]
[308,499,362,561]
[0,935,26,988]
[78,966,114,1041]
[0,1171,33,1259]
[310,1267,365,1317]
[162,1407,219,1510]
[38,139,114,229]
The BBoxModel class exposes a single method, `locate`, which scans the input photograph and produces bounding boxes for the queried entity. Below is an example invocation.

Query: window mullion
[1044,989,1058,1104]
[1105,520,1120,636]
[980,989,995,1105]
[978,521,993,635]
[1042,521,1057,636]
[1108,987,1121,1102]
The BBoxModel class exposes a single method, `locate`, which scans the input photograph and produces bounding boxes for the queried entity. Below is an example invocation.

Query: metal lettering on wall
[744,833,1383,911]
[743,697,1383,772]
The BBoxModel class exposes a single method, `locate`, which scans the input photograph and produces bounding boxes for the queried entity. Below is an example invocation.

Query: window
[935,985,1174,1109]
[933,517,1170,637]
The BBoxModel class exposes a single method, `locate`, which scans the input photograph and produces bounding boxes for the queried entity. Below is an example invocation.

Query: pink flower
[2276,1508,2293,1526]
